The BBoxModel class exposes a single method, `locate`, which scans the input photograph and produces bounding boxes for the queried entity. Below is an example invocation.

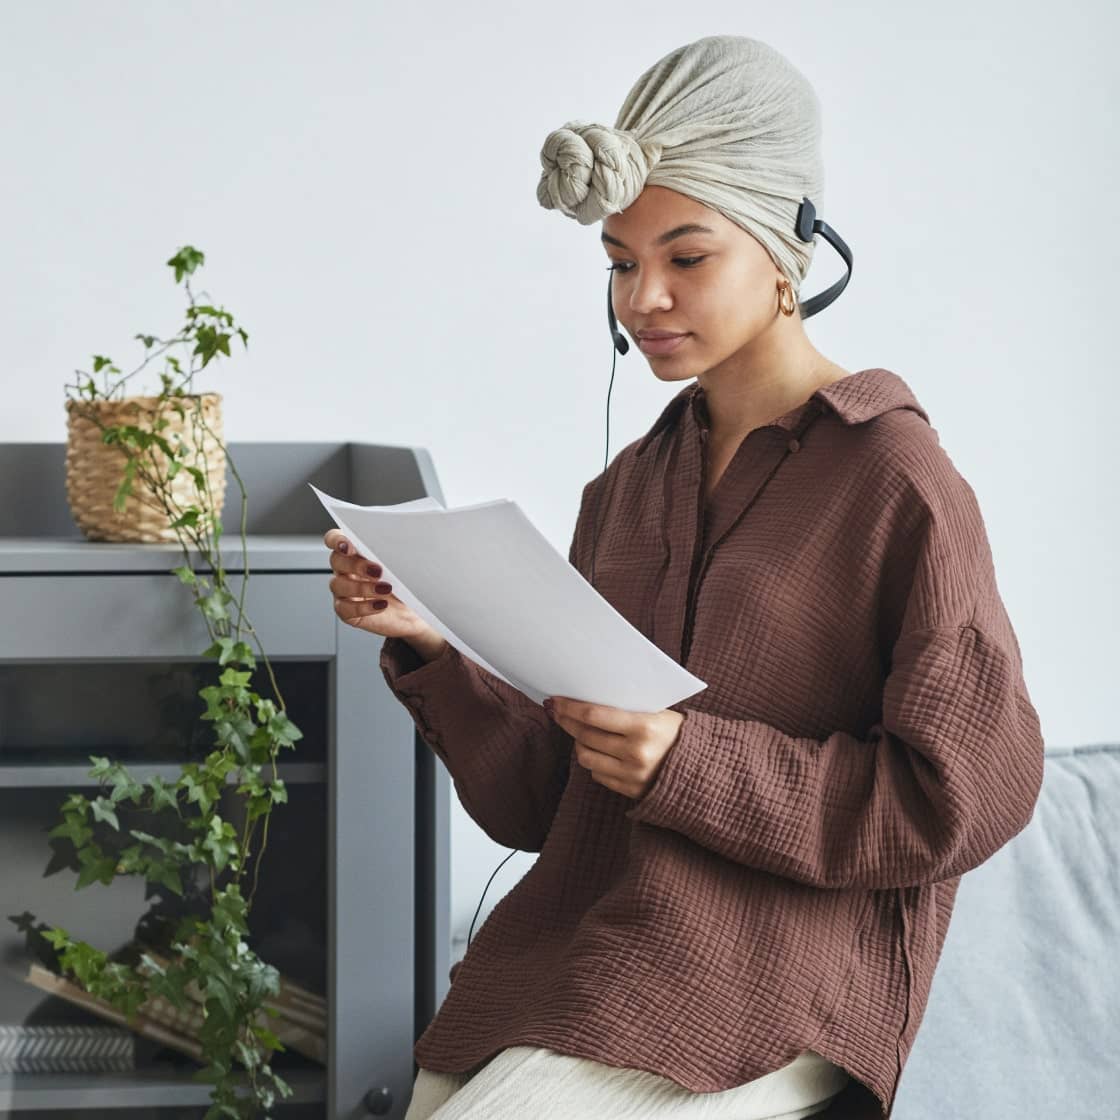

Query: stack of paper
[310,485,706,712]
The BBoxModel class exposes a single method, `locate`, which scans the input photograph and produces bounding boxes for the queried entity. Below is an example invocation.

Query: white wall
[3,1,1114,951]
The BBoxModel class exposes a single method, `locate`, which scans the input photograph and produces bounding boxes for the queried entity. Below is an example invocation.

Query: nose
[627,269,674,316]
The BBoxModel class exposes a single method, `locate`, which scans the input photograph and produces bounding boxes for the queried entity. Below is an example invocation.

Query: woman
[325,35,1044,1120]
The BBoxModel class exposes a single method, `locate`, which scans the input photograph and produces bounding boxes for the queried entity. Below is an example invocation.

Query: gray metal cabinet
[0,441,451,1119]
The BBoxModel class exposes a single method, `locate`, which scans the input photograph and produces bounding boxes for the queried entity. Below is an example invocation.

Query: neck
[694,327,847,444]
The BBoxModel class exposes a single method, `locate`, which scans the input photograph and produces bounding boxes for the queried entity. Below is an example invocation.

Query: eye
[605,256,707,274]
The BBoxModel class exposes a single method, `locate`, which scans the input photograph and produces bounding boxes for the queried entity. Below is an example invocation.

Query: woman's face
[601,185,787,385]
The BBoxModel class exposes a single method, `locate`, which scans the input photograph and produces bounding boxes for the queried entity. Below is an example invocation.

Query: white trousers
[403,1044,849,1120]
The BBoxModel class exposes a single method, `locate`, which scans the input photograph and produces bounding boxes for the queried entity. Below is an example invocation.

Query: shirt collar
[634,367,930,456]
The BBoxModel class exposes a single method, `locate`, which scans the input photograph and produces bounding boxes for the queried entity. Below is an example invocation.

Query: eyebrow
[600,223,717,250]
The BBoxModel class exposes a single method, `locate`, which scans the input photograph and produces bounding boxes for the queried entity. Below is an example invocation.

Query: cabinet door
[329,621,419,1118]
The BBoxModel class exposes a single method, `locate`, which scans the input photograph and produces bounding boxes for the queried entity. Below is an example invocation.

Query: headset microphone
[466,197,851,952]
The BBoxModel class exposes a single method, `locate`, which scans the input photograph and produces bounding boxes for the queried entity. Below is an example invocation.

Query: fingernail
[543,697,554,713]
[338,541,349,554]
[366,563,382,577]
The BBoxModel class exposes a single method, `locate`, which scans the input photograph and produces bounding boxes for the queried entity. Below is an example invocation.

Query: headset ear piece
[796,196,817,242]
[795,196,853,319]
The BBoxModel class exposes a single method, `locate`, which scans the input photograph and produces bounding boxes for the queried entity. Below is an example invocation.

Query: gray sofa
[891,743,1119,1118]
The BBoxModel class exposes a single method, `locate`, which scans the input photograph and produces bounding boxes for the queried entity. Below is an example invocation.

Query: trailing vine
[38,246,304,1118]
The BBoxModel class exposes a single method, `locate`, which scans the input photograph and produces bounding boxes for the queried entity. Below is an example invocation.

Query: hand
[544,696,685,800]
[323,528,433,643]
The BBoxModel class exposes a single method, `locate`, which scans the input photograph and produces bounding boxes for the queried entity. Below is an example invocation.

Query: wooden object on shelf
[138,948,327,1061]
[24,962,204,1062]
[24,953,327,1064]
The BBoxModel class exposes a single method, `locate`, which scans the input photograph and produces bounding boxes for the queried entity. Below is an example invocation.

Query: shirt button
[787,437,801,452]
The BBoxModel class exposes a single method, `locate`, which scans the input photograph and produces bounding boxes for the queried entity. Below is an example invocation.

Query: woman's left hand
[544,696,685,800]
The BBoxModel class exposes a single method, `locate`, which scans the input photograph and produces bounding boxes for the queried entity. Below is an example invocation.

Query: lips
[638,333,690,355]
[636,331,686,339]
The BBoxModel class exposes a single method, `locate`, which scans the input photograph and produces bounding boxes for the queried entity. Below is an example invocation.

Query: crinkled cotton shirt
[379,367,1045,1119]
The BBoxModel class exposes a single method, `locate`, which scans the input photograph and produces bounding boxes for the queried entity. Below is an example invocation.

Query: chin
[647,361,700,384]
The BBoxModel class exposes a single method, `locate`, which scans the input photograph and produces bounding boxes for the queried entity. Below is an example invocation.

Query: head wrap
[536,35,824,291]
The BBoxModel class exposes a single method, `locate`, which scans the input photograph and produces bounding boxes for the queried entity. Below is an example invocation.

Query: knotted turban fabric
[536,34,825,291]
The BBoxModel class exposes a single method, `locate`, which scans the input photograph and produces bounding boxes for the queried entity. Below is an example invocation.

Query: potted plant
[20,246,313,1119]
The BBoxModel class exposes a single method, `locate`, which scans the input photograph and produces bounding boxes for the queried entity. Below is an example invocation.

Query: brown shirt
[379,367,1045,1118]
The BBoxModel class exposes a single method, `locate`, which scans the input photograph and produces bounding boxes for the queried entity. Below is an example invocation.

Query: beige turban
[536,35,825,291]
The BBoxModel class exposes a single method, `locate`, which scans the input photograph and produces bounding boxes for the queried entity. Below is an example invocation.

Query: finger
[329,548,383,581]
[334,596,389,625]
[554,697,636,736]
[553,714,624,758]
[574,740,627,781]
[330,573,390,599]
[324,529,349,552]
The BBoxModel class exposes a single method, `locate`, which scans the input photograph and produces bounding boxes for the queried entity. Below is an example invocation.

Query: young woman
[325,34,1044,1120]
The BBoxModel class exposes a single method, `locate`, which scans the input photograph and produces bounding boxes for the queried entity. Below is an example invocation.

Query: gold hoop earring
[777,278,797,317]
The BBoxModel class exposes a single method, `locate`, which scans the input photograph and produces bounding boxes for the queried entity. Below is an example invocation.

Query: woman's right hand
[323,528,433,643]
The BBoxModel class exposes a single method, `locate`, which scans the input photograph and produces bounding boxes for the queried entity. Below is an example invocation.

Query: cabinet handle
[363,1086,394,1115]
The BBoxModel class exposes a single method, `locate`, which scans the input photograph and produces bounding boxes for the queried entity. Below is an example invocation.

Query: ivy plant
[39,246,305,1118]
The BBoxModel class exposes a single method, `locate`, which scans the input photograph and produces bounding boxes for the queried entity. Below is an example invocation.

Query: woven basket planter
[65,393,227,543]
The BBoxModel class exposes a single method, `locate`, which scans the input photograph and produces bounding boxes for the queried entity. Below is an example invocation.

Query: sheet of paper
[310,484,707,711]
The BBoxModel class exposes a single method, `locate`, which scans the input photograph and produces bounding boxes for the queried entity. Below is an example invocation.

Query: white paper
[310,484,707,711]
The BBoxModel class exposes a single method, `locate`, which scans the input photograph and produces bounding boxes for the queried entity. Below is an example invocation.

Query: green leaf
[267,712,303,748]
[129,828,173,855]
[88,756,113,779]
[252,1024,285,1052]
[89,797,120,831]
[199,592,229,623]
[206,636,236,665]
[108,767,144,805]
[48,817,93,847]
[201,815,239,874]
[166,246,204,283]
[211,885,249,933]
[59,792,90,816]
[113,843,143,875]
[218,667,252,689]
[172,564,197,585]
[233,1039,258,1071]
[112,458,138,514]
[40,926,71,950]
[147,775,179,814]
[146,857,183,896]
[170,509,200,530]
[180,772,214,816]
[75,853,117,889]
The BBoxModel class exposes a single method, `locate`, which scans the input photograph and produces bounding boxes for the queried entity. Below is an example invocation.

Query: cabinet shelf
[0,761,326,789]
[0,1066,326,1111]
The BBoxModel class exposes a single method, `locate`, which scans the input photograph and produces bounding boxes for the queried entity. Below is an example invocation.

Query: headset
[465,196,851,950]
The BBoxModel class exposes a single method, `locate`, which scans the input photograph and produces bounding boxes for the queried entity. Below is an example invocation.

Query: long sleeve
[625,473,1046,891]
[379,487,595,852]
